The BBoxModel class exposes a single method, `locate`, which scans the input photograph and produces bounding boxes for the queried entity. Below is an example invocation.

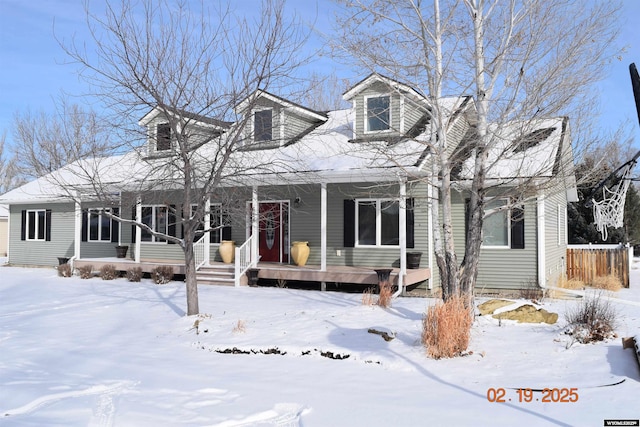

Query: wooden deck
[72,258,430,287]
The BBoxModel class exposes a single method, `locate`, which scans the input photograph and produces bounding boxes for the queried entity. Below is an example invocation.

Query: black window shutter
[168,205,177,244]
[343,199,355,248]
[406,198,415,249]
[131,206,137,243]
[511,205,525,249]
[221,213,232,241]
[21,210,26,241]
[81,209,88,242]
[45,210,52,241]
[111,208,120,243]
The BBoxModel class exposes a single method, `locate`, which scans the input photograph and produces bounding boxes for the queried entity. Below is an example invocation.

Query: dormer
[236,90,327,150]
[138,107,230,157]
[343,73,431,142]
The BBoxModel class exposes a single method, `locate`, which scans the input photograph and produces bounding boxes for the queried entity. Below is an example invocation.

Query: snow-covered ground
[0,260,639,426]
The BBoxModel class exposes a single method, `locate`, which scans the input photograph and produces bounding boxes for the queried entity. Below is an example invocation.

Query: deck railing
[235,234,256,287]
[194,235,208,270]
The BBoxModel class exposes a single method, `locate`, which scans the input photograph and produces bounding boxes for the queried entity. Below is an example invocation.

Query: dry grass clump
[362,287,376,306]
[557,276,585,290]
[422,296,473,359]
[377,281,393,308]
[589,275,622,292]
[78,265,93,279]
[564,291,617,344]
[100,264,118,280]
[152,265,174,284]
[233,320,246,334]
[57,263,72,278]
[126,267,143,282]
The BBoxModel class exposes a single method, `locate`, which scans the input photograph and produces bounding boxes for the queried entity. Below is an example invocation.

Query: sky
[1,0,640,162]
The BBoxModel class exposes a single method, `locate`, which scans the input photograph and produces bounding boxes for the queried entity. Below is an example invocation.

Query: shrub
[78,265,93,279]
[57,263,72,278]
[589,275,622,292]
[100,264,118,280]
[361,287,375,306]
[564,291,617,344]
[519,278,543,302]
[126,267,143,282]
[422,296,473,359]
[152,265,174,284]
[377,281,393,308]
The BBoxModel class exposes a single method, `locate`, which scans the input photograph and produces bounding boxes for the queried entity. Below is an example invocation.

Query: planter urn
[291,241,310,266]
[115,245,129,259]
[219,240,235,264]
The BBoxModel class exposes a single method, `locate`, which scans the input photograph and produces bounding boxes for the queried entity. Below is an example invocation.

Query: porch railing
[234,234,257,287]
[194,235,208,270]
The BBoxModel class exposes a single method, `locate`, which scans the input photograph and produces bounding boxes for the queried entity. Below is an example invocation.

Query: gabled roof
[235,89,328,122]
[342,73,427,104]
[138,106,232,129]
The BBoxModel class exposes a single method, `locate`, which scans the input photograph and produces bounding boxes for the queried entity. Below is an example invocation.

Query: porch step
[197,265,246,286]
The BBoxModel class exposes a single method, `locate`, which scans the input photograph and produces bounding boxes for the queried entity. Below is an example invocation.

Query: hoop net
[591,163,634,240]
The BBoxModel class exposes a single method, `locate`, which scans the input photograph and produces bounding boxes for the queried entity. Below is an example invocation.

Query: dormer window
[254,109,272,141]
[156,123,171,151]
[366,95,390,132]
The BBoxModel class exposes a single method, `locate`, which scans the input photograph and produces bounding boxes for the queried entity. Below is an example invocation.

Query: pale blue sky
[1,0,639,159]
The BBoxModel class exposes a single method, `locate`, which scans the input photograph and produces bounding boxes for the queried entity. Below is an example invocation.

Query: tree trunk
[183,229,199,316]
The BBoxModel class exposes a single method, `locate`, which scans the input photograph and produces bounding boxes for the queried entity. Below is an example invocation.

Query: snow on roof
[457,117,568,180]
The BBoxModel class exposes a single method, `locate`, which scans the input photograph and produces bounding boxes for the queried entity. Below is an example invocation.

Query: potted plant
[115,245,129,258]
[219,240,235,263]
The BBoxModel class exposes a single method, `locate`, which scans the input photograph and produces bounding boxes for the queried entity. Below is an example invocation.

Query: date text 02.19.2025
[486,387,579,403]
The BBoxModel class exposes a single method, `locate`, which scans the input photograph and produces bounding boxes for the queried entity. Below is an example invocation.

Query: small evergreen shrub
[564,292,617,344]
[126,267,143,282]
[152,265,174,284]
[57,263,72,278]
[100,264,118,280]
[422,296,473,359]
[78,265,93,279]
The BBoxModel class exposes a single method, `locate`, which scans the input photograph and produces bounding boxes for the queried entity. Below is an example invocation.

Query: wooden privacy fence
[566,245,630,288]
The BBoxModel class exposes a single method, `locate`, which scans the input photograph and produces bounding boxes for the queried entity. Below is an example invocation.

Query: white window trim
[25,209,46,241]
[355,198,400,248]
[88,208,112,243]
[481,198,511,249]
[363,94,392,134]
[141,205,168,244]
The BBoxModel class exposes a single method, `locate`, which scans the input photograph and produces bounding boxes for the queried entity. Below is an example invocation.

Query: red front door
[259,203,282,262]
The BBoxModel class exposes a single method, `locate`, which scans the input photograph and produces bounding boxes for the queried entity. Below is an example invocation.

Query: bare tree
[12,98,113,181]
[50,0,311,315]
[333,0,622,300]
[0,132,22,194]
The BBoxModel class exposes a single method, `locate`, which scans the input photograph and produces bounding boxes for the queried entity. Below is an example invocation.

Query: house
[0,74,577,294]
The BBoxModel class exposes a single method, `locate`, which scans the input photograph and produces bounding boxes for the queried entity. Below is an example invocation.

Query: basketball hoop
[591,163,634,240]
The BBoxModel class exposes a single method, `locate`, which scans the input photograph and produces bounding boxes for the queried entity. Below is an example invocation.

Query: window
[156,123,171,151]
[474,198,525,249]
[356,199,399,246]
[254,109,272,141]
[23,209,49,241]
[191,204,225,243]
[366,95,390,132]
[141,205,168,242]
[88,208,112,242]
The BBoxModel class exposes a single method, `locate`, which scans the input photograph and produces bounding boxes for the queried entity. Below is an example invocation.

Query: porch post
[204,197,211,266]
[321,182,327,271]
[396,180,407,297]
[252,186,259,264]
[74,198,81,261]
[135,197,142,263]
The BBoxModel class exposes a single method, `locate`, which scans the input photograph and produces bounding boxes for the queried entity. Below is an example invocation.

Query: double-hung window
[479,198,525,249]
[25,209,48,241]
[88,208,112,242]
[365,95,390,132]
[254,109,272,142]
[156,123,171,151]
[141,205,168,243]
[356,199,399,246]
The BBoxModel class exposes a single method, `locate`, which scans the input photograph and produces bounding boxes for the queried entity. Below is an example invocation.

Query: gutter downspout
[537,194,546,289]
